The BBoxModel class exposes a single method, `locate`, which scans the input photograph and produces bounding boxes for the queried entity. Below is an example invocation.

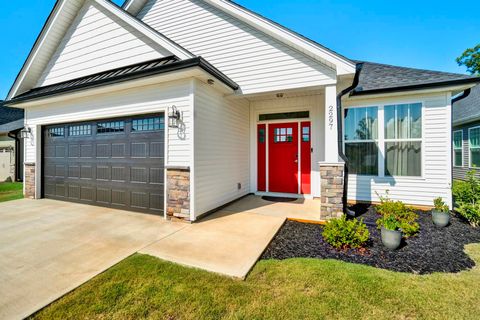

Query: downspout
[336,63,364,217]
[450,88,471,208]
[7,130,21,182]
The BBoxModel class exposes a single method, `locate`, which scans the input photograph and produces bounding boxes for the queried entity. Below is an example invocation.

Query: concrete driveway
[0,199,185,320]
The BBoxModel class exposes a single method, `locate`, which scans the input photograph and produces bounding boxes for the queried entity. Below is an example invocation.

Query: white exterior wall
[137,0,336,95]
[249,93,325,198]
[37,0,170,87]
[344,92,453,208]
[23,79,193,198]
[193,80,250,217]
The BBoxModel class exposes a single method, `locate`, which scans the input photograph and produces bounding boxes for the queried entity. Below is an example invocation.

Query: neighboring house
[0,101,24,182]
[3,0,479,221]
[453,84,480,180]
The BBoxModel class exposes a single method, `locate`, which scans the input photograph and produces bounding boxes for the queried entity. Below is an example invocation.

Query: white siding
[37,0,171,87]
[194,81,250,217]
[344,93,453,208]
[24,80,193,170]
[249,92,325,197]
[137,0,336,95]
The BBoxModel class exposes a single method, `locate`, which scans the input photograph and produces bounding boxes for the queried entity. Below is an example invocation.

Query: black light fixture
[168,105,182,128]
[20,127,32,140]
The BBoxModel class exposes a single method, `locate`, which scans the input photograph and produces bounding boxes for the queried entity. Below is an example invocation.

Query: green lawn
[31,244,480,320]
[0,182,23,203]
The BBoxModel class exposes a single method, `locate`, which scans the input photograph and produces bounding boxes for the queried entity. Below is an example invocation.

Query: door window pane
[344,107,378,141]
[345,142,378,175]
[385,141,422,176]
[274,127,293,143]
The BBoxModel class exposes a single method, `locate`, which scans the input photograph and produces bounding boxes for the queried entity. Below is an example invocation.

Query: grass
[0,182,23,202]
[32,244,480,320]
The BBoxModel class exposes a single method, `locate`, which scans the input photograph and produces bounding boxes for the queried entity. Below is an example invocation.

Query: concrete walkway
[0,199,185,320]
[141,209,285,279]
[0,195,312,318]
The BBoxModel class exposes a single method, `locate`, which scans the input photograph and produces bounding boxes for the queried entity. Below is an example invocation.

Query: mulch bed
[261,205,480,274]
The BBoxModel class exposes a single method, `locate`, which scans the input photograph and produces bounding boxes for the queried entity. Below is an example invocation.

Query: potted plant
[377,214,402,250]
[432,197,450,227]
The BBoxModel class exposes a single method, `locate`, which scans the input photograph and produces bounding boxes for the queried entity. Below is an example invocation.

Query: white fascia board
[94,0,194,60]
[203,0,356,76]
[7,0,70,100]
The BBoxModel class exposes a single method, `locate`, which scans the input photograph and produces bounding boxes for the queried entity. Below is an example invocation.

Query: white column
[324,85,339,163]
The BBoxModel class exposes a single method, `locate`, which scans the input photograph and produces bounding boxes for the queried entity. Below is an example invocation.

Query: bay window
[469,127,480,167]
[453,130,463,167]
[344,102,423,177]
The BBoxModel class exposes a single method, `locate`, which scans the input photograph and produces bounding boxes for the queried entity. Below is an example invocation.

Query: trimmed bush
[453,170,480,227]
[322,216,369,250]
[377,214,401,231]
[433,197,449,213]
[375,191,419,237]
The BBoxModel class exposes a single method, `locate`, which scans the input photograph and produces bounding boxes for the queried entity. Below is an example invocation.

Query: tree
[457,44,480,75]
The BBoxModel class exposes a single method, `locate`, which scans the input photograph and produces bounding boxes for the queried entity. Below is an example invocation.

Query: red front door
[268,123,299,193]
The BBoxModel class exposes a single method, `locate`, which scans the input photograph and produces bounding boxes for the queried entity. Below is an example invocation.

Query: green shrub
[375,191,420,237]
[453,171,480,205]
[452,170,480,227]
[457,203,480,228]
[433,197,449,213]
[377,214,401,231]
[322,216,370,249]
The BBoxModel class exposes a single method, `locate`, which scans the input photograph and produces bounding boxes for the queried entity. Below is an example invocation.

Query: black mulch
[261,205,480,274]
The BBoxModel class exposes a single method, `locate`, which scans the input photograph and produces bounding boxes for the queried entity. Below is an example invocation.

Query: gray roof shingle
[0,101,24,127]
[453,84,480,125]
[352,61,479,95]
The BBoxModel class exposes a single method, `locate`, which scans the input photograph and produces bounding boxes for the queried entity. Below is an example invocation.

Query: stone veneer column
[24,163,36,199]
[166,168,191,222]
[320,162,345,220]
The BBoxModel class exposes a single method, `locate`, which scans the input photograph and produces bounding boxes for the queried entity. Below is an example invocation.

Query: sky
[0,0,479,99]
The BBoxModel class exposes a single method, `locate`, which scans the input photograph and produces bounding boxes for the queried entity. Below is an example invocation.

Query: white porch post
[324,85,339,163]
[319,84,345,220]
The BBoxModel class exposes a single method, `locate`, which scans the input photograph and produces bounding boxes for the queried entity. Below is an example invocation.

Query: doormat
[262,196,297,202]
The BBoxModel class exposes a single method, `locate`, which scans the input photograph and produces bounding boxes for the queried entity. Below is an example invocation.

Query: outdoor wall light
[168,105,182,128]
[276,93,284,98]
[20,126,32,140]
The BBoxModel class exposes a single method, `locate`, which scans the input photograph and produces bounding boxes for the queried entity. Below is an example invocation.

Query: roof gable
[127,0,355,76]
[7,0,193,100]
[134,0,343,94]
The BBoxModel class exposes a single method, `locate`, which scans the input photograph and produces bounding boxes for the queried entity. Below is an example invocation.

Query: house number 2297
[328,105,335,130]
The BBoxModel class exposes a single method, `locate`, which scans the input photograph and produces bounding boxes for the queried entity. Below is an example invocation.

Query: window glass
[344,107,378,141]
[97,121,125,134]
[470,128,480,167]
[345,142,378,175]
[344,107,378,175]
[302,126,310,142]
[385,141,422,176]
[259,111,309,121]
[258,128,265,144]
[274,127,293,143]
[69,125,91,136]
[47,127,64,138]
[385,103,422,139]
[132,116,164,132]
[453,130,463,167]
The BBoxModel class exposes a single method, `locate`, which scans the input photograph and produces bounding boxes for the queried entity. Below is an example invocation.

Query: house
[453,84,480,180]
[4,0,479,221]
[0,101,24,182]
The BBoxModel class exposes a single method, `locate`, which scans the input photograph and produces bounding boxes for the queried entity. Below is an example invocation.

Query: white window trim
[343,101,425,180]
[453,130,463,167]
[468,126,480,168]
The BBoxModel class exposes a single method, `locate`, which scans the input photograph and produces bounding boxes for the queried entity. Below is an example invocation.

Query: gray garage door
[43,114,165,215]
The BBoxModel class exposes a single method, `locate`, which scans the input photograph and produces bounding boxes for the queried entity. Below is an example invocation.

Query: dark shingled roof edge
[351,60,480,96]
[6,56,239,105]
